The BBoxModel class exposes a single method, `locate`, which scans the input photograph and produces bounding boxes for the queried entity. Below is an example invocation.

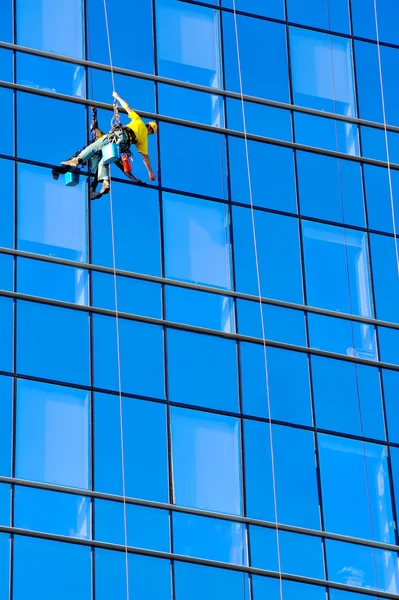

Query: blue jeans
[78,130,127,181]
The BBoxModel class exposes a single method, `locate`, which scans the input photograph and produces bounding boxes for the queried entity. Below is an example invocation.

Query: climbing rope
[230,4,283,599]
[102,1,130,598]
[325,1,379,589]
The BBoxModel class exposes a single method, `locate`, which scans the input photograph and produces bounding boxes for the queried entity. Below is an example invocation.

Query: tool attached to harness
[122,153,132,173]
[111,100,121,128]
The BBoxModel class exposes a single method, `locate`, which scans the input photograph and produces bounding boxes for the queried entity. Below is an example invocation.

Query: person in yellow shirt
[61,92,157,196]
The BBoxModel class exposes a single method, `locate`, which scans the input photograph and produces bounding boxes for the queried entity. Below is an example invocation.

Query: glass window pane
[0,484,10,526]
[364,165,399,235]
[303,222,373,317]
[14,487,90,539]
[171,407,242,515]
[166,286,235,333]
[0,534,10,600]
[13,536,91,600]
[0,0,12,42]
[287,0,350,33]
[15,379,90,489]
[352,0,399,44]
[95,500,169,551]
[378,325,399,366]
[0,88,14,156]
[94,393,168,501]
[370,233,399,323]
[318,434,395,542]
[0,254,13,291]
[93,316,164,398]
[18,163,87,262]
[0,297,13,373]
[237,300,306,347]
[0,376,12,477]
[222,0,284,19]
[245,421,320,529]
[17,53,86,98]
[89,69,155,115]
[382,369,399,443]
[17,301,90,385]
[312,356,385,440]
[174,561,248,600]
[163,192,232,288]
[91,183,161,275]
[233,207,303,302]
[167,329,238,412]
[0,159,14,249]
[253,575,326,600]
[240,344,312,426]
[159,84,224,127]
[95,550,172,600]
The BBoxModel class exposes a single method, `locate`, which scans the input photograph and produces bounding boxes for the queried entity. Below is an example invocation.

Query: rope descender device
[111,99,121,128]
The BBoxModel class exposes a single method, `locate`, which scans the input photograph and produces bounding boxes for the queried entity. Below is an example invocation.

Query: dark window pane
[245,422,320,529]
[174,561,248,600]
[163,192,232,288]
[15,379,89,488]
[167,329,238,412]
[312,356,385,439]
[233,207,303,302]
[240,345,312,426]
[14,487,90,539]
[17,301,90,385]
[93,316,164,398]
[13,536,91,600]
[95,500,169,551]
[94,393,168,501]
[17,54,86,98]
[318,434,395,542]
[173,512,247,565]
[0,376,12,477]
[0,159,14,249]
[171,407,242,515]
[95,550,171,600]
[0,297,13,373]
[18,163,87,262]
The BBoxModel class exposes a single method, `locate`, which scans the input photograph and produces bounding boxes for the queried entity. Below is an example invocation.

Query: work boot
[61,157,79,168]
[100,180,110,195]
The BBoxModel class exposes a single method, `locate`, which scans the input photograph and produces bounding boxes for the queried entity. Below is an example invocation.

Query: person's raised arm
[112,91,133,115]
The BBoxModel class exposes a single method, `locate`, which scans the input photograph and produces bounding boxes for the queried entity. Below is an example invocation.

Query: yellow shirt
[126,110,148,155]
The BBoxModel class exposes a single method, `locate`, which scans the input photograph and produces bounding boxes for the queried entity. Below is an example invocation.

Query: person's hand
[149,172,156,182]
[112,91,119,99]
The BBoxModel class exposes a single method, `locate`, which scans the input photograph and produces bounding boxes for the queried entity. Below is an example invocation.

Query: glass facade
[2,1,399,599]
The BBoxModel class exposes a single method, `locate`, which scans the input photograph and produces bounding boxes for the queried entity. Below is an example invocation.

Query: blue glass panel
[0,89,14,156]
[378,326,399,366]
[91,182,160,274]
[318,434,395,542]
[227,99,292,141]
[364,166,399,235]
[18,258,89,305]
[295,113,360,156]
[361,127,399,165]
[17,301,90,385]
[173,512,247,565]
[223,14,289,102]
[17,54,86,97]
[0,376,12,477]
[233,206,303,302]
[167,329,238,412]
[93,315,164,398]
[95,549,172,600]
[174,562,249,600]
[240,344,312,425]
[312,356,385,439]
[287,0,350,33]
[0,254,14,291]
[95,500,170,551]
[159,84,224,127]
[94,393,168,501]
[237,300,306,346]
[16,0,84,58]
[16,379,89,488]
[382,370,399,443]
[13,536,91,600]
[87,0,153,73]
[0,297,13,373]
[17,94,86,166]
[352,0,399,50]
[89,69,155,115]
[92,272,162,319]
[327,539,399,593]
[18,163,87,262]
[0,484,10,526]
[160,124,227,198]
[14,487,91,539]
[0,49,13,81]
[0,0,12,42]
[245,421,320,529]
[0,159,14,249]
[166,286,235,333]
[171,407,242,515]
[370,233,399,323]
[308,313,377,361]
[95,550,172,600]
[157,0,222,87]
[222,0,284,19]
[297,152,365,227]
[163,192,231,288]
[228,139,297,213]
[0,534,10,600]
[251,526,325,579]
[390,447,399,527]
[253,576,326,600]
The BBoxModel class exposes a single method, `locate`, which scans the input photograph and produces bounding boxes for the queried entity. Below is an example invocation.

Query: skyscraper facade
[1,0,399,599]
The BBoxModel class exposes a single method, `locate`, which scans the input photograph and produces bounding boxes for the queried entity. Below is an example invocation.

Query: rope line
[102,2,130,599]
[230,4,283,599]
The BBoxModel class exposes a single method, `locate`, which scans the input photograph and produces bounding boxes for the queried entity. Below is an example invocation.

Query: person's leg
[61,136,109,168]
[97,157,110,194]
